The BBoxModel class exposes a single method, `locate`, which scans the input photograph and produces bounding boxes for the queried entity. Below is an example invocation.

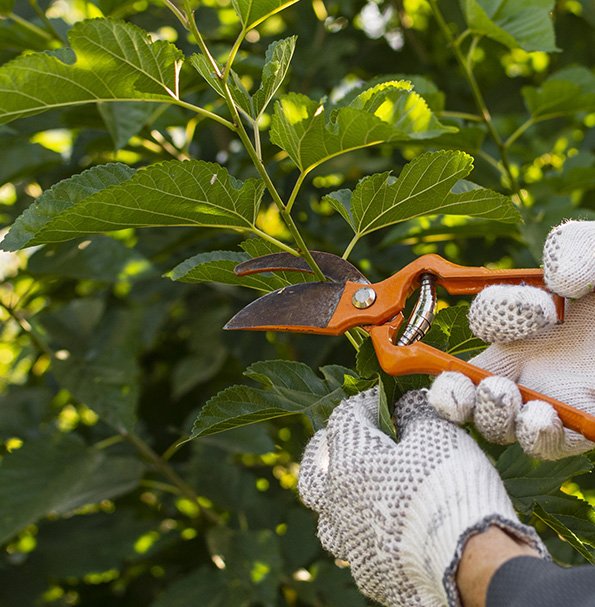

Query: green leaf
[0,434,144,545]
[189,361,358,438]
[36,511,157,579]
[39,304,144,431]
[533,503,593,563]
[548,151,595,195]
[151,566,227,607]
[522,66,595,120]
[192,37,296,121]
[232,0,299,30]
[270,83,457,173]
[0,18,184,125]
[52,352,139,432]
[433,304,487,361]
[497,443,593,514]
[206,527,281,607]
[0,0,14,16]
[336,74,446,113]
[1,163,136,251]
[170,249,314,291]
[377,379,397,441]
[324,151,520,243]
[98,100,158,150]
[3,160,265,249]
[27,236,155,283]
[0,136,61,186]
[533,496,595,563]
[459,0,559,52]
[251,37,296,119]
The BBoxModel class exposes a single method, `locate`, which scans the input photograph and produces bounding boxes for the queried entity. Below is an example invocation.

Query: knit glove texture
[428,221,595,460]
[297,388,547,607]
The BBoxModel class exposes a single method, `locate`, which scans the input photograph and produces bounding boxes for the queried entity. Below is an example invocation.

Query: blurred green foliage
[0,0,595,605]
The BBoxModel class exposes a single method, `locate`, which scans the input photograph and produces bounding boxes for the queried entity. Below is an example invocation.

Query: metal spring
[396,274,437,346]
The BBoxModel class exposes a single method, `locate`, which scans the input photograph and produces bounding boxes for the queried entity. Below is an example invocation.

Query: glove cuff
[443,516,549,607]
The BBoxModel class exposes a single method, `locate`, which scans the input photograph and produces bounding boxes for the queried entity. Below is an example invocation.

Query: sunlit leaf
[533,497,595,563]
[0,434,144,545]
[459,0,559,52]
[270,83,456,173]
[232,0,299,30]
[189,361,358,437]
[324,151,520,244]
[2,161,265,249]
[0,18,184,125]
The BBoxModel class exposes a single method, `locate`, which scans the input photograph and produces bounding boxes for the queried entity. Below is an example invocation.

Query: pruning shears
[224,251,595,442]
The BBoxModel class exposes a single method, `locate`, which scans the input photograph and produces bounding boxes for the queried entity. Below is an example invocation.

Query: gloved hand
[298,388,547,607]
[428,221,595,460]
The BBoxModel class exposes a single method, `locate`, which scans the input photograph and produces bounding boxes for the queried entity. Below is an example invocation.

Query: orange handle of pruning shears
[370,326,595,443]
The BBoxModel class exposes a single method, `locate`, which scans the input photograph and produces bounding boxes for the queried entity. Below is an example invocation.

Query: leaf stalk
[430,2,523,197]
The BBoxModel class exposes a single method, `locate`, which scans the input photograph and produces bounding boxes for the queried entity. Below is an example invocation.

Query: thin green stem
[171,98,235,130]
[454,27,473,48]
[27,0,66,43]
[164,0,189,27]
[223,32,246,84]
[285,172,308,214]
[182,0,222,77]
[505,117,535,148]
[345,330,361,351]
[252,228,299,254]
[437,110,483,122]
[9,12,53,40]
[429,2,523,197]
[252,119,262,161]
[93,435,125,450]
[125,432,223,525]
[139,479,182,495]
[342,234,360,260]
[476,149,502,173]
[181,1,325,281]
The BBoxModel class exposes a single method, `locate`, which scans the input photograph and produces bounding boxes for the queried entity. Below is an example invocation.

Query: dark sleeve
[487,556,595,607]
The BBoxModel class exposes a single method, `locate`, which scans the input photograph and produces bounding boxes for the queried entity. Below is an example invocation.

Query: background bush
[0,0,595,605]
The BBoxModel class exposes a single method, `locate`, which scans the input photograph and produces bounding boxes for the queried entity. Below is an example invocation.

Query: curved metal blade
[224,282,346,331]
[233,252,369,284]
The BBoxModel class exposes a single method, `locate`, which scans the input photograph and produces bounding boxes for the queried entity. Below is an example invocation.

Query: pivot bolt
[352,286,377,309]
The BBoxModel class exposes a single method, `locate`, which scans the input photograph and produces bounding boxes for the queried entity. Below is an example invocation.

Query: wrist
[456,526,542,607]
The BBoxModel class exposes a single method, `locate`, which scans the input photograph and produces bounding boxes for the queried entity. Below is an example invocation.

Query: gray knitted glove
[298,388,547,607]
[429,220,595,460]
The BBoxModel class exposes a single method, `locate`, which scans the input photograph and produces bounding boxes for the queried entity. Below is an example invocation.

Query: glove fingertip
[428,372,475,424]
[543,221,595,299]
[469,285,557,343]
[474,376,522,444]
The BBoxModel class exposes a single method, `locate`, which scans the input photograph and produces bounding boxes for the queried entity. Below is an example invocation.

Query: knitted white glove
[429,221,595,460]
[298,388,547,607]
